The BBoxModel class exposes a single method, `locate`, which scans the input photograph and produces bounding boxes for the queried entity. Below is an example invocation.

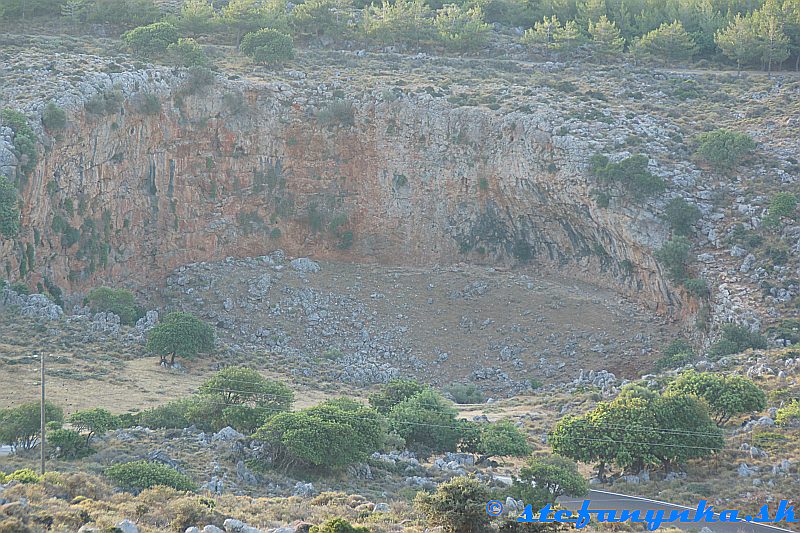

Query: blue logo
[486,500,504,516]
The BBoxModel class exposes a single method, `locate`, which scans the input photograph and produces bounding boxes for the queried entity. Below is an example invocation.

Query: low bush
[42,102,67,131]
[414,475,491,533]
[240,29,294,65]
[167,37,209,68]
[310,517,370,533]
[123,21,180,56]
[590,153,665,200]
[105,461,196,493]
[48,429,93,459]
[776,401,800,427]
[694,129,755,171]
[86,287,141,325]
[709,324,767,358]
[444,382,484,404]
[316,100,355,128]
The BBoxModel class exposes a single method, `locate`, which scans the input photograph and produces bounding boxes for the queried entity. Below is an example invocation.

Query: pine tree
[589,15,625,58]
[715,13,760,74]
[753,0,791,74]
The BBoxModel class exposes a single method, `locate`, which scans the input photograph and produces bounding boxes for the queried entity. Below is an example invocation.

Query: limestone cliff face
[1,71,682,315]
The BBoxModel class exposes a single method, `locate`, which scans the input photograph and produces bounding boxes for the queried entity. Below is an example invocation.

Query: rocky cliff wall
[0,68,685,316]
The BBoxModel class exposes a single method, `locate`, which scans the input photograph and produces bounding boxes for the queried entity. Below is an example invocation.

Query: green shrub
[654,236,692,282]
[590,154,665,200]
[316,100,355,128]
[310,517,370,533]
[683,277,709,298]
[84,88,124,116]
[444,382,484,404]
[106,461,196,493]
[133,93,162,115]
[655,339,695,370]
[167,38,209,67]
[0,175,20,238]
[414,476,491,533]
[1,108,38,177]
[180,66,216,96]
[254,398,385,469]
[48,429,94,459]
[767,319,800,345]
[511,455,587,506]
[775,400,800,427]
[764,193,797,227]
[138,398,194,429]
[123,22,180,56]
[709,324,768,358]
[695,129,755,171]
[369,379,427,414]
[42,102,67,131]
[240,29,294,65]
[86,287,141,325]
[10,281,30,295]
[663,197,701,236]
[5,468,41,484]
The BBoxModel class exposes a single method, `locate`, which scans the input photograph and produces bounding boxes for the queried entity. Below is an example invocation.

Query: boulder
[290,258,320,273]
[115,520,139,533]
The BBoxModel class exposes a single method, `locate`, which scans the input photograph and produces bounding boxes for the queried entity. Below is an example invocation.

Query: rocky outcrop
[1,60,692,318]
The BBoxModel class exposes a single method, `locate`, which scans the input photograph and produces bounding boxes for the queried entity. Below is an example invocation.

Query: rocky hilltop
[1,44,798,336]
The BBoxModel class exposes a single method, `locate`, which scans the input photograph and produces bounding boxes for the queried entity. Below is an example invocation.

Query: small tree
[666,370,767,425]
[589,15,624,58]
[220,0,288,45]
[654,236,692,282]
[123,22,180,56]
[694,129,756,171]
[650,394,723,471]
[512,455,587,506]
[0,401,64,451]
[662,197,701,236]
[106,461,196,493]
[167,38,209,68]
[715,13,761,74]
[471,420,530,463]
[414,475,491,533]
[240,29,295,66]
[291,0,352,41]
[444,382,484,404]
[199,367,293,411]
[69,408,119,444]
[175,0,216,35]
[146,312,215,366]
[369,379,426,414]
[388,389,461,453]
[362,0,435,49]
[434,4,491,53]
[0,175,20,238]
[632,21,696,63]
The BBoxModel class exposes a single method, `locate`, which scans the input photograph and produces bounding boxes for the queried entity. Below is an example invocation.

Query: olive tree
[146,311,215,366]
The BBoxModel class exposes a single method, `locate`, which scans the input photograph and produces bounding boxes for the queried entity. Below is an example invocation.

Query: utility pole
[40,353,45,475]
